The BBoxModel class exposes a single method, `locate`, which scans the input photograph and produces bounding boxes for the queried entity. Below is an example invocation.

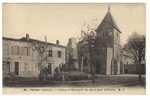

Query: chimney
[26,34,29,41]
[56,40,59,45]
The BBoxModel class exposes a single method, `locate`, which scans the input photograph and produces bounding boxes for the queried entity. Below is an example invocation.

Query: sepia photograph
[2,3,146,94]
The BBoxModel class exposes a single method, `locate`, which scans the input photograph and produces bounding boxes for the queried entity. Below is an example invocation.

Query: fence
[124,64,145,74]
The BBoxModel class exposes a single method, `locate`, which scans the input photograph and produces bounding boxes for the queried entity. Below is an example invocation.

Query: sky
[3,3,145,46]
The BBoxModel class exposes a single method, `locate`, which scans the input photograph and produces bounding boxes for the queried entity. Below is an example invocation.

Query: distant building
[78,7,122,75]
[66,38,79,70]
[3,34,66,78]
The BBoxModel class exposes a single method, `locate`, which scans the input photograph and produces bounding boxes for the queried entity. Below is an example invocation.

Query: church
[78,7,122,75]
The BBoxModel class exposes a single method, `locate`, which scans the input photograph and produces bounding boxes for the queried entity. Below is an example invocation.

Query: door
[96,63,101,74]
[48,63,52,74]
[113,60,118,75]
[15,62,19,75]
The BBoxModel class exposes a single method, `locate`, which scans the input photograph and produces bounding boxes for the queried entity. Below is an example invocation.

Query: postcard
[2,3,146,94]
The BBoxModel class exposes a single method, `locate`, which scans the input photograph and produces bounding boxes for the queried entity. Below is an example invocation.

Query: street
[4,74,145,88]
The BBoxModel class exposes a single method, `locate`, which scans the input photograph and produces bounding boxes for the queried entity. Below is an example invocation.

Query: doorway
[15,62,19,75]
[96,63,101,74]
[113,60,118,75]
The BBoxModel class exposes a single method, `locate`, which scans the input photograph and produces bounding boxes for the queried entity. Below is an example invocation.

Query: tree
[124,32,145,81]
[79,19,97,84]
[32,39,49,81]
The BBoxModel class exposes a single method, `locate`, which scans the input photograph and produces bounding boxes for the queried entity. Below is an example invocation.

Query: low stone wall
[124,64,145,74]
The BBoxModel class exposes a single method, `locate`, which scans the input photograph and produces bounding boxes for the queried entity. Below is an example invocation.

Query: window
[107,29,113,36]
[3,61,10,73]
[116,33,120,43]
[11,46,19,55]
[27,47,30,56]
[21,47,30,56]
[57,51,62,58]
[48,50,53,57]
[3,45,9,55]
[108,31,113,36]
[48,63,52,74]
[11,47,13,55]
[22,47,27,56]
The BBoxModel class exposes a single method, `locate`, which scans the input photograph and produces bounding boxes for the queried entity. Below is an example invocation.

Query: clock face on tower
[106,28,113,37]
[108,31,113,36]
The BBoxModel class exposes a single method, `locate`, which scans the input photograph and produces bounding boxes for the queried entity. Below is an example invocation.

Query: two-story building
[3,34,66,78]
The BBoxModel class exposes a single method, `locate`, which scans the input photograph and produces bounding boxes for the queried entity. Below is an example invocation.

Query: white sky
[3,3,145,46]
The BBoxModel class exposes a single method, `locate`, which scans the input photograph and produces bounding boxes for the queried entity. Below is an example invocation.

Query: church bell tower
[95,6,122,75]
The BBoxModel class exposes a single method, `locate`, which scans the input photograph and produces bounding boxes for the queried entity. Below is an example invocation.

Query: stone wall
[124,64,145,74]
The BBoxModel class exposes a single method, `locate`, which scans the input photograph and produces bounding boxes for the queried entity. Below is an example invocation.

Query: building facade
[3,34,66,78]
[78,7,122,75]
[66,38,79,70]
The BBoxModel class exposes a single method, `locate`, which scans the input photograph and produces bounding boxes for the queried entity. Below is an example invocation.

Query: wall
[124,64,145,74]
[106,47,113,75]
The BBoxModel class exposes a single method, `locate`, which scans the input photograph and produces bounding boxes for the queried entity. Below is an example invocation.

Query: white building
[3,34,66,78]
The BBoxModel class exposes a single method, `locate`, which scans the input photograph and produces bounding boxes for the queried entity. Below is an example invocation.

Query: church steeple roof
[96,6,121,33]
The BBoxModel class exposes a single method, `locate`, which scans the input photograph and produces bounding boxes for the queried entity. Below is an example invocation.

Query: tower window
[107,29,113,36]
[108,31,113,36]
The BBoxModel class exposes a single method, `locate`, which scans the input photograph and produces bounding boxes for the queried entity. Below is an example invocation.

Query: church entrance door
[95,63,101,74]
[113,60,118,75]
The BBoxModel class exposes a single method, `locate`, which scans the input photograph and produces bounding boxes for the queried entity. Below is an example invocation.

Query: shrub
[67,71,90,81]
[38,67,49,81]
[3,72,19,81]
